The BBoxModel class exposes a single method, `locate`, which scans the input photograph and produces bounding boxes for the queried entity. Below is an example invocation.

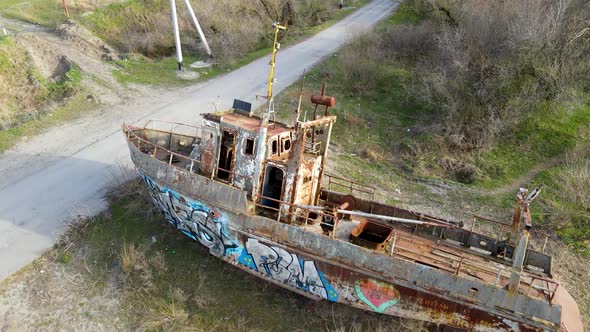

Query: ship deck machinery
[123,100,582,331]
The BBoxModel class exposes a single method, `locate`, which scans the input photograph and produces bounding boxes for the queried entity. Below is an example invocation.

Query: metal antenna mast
[266,23,287,102]
[252,23,286,199]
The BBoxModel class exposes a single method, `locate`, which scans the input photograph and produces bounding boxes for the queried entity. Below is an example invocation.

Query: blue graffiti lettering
[141,174,239,256]
[237,238,338,301]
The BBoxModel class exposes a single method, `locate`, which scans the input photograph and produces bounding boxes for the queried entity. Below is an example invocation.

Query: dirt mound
[15,34,72,80]
[57,19,124,61]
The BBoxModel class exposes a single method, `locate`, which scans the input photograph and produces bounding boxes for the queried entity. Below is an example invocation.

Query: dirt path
[1,14,142,105]
[487,145,590,196]
[0,15,47,34]
[0,0,400,281]
[487,157,563,196]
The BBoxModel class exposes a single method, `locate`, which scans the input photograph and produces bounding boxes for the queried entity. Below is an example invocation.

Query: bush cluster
[406,0,590,151]
[81,0,351,65]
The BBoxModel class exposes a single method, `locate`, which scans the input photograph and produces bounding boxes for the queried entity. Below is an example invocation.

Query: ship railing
[472,215,551,254]
[449,250,560,303]
[526,274,559,303]
[124,123,204,173]
[125,123,257,187]
[144,119,203,138]
[324,173,376,201]
[253,194,341,239]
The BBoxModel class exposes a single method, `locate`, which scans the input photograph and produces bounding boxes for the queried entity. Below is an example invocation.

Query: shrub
[407,0,590,151]
[81,0,346,65]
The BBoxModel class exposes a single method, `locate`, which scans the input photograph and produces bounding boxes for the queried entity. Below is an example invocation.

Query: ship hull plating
[124,131,564,332]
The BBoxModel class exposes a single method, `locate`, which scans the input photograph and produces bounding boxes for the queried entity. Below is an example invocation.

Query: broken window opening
[261,165,284,209]
[217,130,235,181]
[244,138,255,156]
[271,139,278,155]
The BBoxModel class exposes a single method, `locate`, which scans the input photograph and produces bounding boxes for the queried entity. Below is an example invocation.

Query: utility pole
[169,0,183,71]
[183,0,212,57]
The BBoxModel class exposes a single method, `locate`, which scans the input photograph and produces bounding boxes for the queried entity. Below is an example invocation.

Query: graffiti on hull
[142,174,239,256]
[141,174,338,301]
[355,278,400,313]
[237,238,339,301]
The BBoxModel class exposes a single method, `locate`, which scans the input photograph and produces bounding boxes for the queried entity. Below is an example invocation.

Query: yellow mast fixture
[266,23,287,100]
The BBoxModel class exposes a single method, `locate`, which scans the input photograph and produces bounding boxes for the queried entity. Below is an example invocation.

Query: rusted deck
[206,111,293,136]
[307,217,556,302]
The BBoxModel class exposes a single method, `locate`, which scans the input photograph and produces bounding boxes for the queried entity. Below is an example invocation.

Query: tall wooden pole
[62,0,70,17]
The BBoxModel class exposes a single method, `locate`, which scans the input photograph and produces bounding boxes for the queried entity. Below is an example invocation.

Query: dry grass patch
[138,289,195,332]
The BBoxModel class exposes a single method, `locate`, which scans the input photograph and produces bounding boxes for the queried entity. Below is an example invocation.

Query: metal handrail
[253,194,340,238]
[325,173,376,200]
[124,123,255,185]
[144,119,203,130]
[471,214,551,253]
[124,123,203,167]
[142,119,202,140]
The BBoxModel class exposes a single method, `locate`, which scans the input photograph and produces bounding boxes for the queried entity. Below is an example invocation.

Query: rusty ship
[122,24,583,331]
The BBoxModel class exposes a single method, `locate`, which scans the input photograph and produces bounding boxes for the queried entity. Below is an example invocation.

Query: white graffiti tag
[142,174,238,256]
[243,239,337,300]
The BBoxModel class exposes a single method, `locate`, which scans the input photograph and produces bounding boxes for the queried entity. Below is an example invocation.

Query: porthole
[282,138,291,152]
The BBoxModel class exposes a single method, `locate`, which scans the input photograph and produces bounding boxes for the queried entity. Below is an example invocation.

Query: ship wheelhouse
[126,97,336,223]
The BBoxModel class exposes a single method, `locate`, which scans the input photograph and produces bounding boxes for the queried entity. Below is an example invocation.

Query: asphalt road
[0,0,398,281]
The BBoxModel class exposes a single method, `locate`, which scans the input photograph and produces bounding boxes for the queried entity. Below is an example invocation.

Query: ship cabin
[132,98,336,222]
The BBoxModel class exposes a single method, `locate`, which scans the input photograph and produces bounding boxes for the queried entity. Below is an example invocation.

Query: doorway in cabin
[261,165,284,209]
[217,130,236,181]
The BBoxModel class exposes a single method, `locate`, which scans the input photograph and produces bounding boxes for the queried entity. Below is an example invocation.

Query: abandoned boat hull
[127,140,560,331]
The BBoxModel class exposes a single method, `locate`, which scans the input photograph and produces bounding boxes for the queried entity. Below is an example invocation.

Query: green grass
[386,1,424,25]
[112,54,214,86]
[1,37,85,144]
[0,0,69,28]
[0,58,87,152]
[7,185,415,331]
[474,104,590,188]
[527,152,590,254]
[0,92,94,152]
[0,0,122,28]
[113,47,282,87]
